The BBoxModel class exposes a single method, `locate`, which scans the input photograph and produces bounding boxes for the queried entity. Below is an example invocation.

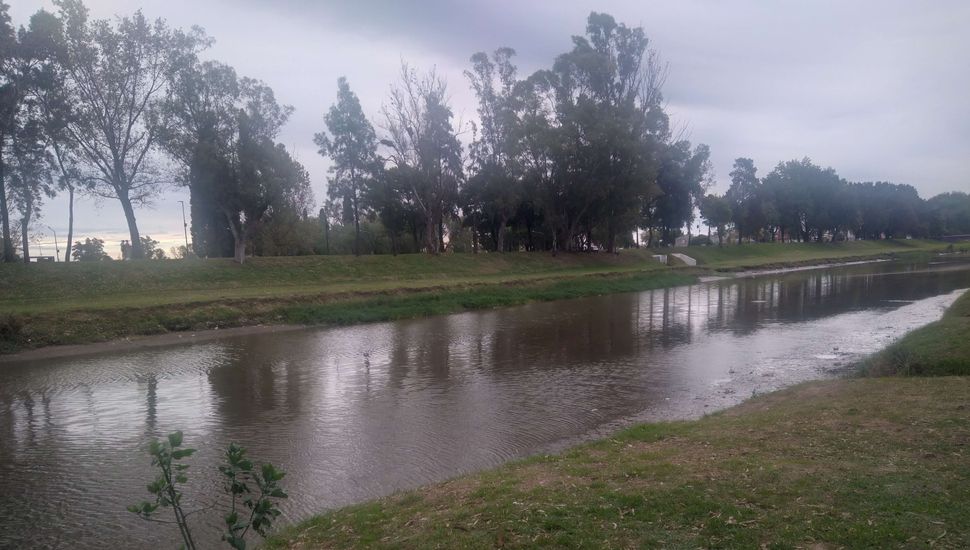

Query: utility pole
[177,200,189,257]
[47,225,60,261]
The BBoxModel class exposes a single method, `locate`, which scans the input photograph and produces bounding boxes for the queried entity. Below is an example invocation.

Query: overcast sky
[10,0,970,256]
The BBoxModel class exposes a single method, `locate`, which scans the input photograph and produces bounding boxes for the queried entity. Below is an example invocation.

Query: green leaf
[168,431,184,448]
[172,448,196,460]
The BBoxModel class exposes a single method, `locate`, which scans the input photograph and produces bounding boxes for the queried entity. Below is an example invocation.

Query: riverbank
[267,376,969,549]
[859,288,970,376]
[266,290,970,549]
[0,239,949,355]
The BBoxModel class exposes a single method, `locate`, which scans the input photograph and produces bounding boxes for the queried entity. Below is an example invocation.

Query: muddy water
[1,258,968,548]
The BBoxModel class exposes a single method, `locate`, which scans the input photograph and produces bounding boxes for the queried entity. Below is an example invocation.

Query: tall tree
[464,48,521,252]
[23,7,81,262]
[156,60,239,258]
[315,77,378,256]
[217,79,312,264]
[53,0,206,259]
[726,158,759,244]
[381,64,463,254]
[8,116,54,263]
[2,7,61,263]
[544,12,668,252]
[0,0,20,261]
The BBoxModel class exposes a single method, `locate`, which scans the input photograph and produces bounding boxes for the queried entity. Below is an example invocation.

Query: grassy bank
[268,377,970,549]
[859,289,970,376]
[0,239,949,355]
[669,238,947,270]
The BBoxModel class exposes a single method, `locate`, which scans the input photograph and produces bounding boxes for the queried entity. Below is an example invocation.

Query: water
[1,258,969,548]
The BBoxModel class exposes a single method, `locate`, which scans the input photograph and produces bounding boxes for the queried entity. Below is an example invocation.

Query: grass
[670,238,947,270]
[859,289,970,376]
[266,377,970,549]
[0,240,951,354]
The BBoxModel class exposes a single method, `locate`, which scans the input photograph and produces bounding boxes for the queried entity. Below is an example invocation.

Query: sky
[9,0,970,257]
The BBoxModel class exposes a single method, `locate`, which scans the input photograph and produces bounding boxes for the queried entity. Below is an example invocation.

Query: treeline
[699,158,970,245]
[1,3,967,265]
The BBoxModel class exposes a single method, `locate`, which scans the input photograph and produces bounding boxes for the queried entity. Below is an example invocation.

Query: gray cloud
[10,0,969,254]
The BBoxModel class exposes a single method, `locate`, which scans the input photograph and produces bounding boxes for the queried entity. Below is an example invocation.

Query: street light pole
[177,200,189,256]
[47,225,60,262]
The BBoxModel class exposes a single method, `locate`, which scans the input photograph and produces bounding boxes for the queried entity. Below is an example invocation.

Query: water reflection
[1,259,968,548]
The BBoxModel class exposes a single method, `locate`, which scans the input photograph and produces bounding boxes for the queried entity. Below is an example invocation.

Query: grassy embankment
[860,287,970,377]
[267,289,970,549]
[0,239,947,354]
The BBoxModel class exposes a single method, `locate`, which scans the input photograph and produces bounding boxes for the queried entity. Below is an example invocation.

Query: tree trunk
[65,185,75,263]
[496,214,508,253]
[438,217,445,253]
[119,192,144,259]
[0,148,13,263]
[424,217,437,254]
[352,194,361,256]
[234,239,246,264]
[21,213,30,264]
[224,210,246,265]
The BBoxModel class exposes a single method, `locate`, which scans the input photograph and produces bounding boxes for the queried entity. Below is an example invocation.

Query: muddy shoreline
[0,324,308,364]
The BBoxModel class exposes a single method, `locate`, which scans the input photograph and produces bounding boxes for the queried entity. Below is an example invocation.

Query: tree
[700,194,732,246]
[315,77,378,256]
[926,192,970,237]
[53,0,206,259]
[71,236,108,261]
[464,48,521,252]
[726,158,759,244]
[141,235,165,259]
[156,60,239,258]
[650,141,711,246]
[381,63,463,254]
[7,116,54,263]
[218,80,312,264]
[0,1,17,262]
[538,12,669,252]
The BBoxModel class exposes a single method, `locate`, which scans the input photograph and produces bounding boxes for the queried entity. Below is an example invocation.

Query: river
[1,257,968,548]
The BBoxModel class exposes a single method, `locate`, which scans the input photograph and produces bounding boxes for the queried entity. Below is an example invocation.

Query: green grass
[859,289,970,376]
[266,377,970,549]
[669,238,947,270]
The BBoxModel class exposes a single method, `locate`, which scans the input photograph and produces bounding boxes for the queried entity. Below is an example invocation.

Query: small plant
[128,431,199,549]
[219,443,288,549]
[129,432,287,549]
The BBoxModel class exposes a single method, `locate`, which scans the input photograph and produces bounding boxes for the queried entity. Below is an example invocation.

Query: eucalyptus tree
[2,7,61,263]
[218,79,312,264]
[20,7,85,262]
[52,0,207,259]
[315,77,378,256]
[726,157,760,244]
[0,0,20,261]
[545,12,668,252]
[381,63,463,254]
[155,60,240,257]
[464,48,521,252]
